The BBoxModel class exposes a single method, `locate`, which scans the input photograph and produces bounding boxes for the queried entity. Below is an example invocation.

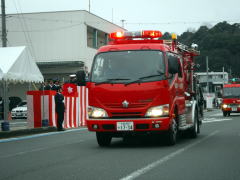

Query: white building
[0,10,125,100]
[195,72,229,109]
[196,72,229,93]
[2,10,125,80]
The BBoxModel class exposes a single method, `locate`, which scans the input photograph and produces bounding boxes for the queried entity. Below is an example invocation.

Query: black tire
[166,118,178,146]
[223,111,227,117]
[228,112,231,116]
[189,110,199,138]
[96,132,112,147]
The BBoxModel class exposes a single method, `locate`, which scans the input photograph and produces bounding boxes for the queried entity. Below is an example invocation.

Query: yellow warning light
[172,33,177,40]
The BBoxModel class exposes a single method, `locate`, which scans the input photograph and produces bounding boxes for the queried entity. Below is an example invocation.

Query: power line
[12,0,36,59]
[8,15,239,25]
[125,20,240,25]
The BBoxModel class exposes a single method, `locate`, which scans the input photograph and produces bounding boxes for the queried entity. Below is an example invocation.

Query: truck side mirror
[168,57,179,75]
[76,70,86,86]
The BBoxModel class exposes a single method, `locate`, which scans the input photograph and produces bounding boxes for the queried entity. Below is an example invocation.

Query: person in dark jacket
[52,79,60,91]
[44,79,53,90]
[54,86,65,131]
[76,71,86,86]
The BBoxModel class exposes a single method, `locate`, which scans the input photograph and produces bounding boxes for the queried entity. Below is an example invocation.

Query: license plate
[16,113,22,116]
[117,122,134,131]
[232,107,237,111]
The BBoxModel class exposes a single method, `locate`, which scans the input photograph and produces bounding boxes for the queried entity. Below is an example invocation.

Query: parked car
[11,101,27,119]
[0,96,22,120]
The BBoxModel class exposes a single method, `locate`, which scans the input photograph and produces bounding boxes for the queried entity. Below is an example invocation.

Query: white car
[11,101,27,119]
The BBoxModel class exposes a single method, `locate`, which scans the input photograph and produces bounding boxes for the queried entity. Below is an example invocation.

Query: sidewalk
[0,119,57,139]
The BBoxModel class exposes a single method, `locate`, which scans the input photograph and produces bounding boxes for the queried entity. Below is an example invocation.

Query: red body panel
[88,80,170,115]
[98,43,170,53]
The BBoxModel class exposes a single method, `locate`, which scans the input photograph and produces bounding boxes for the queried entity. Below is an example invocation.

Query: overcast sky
[2,0,240,35]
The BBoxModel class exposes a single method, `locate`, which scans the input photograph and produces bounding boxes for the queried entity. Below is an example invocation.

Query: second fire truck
[221,81,240,116]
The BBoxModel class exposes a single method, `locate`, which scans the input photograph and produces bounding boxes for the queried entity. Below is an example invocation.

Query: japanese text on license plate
[117,122,134,131]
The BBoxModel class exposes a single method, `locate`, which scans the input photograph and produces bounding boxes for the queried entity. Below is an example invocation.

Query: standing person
[55,86,65,131]
[45,79,53,90]
[69,74,77,84]
[52,79,60,91]
[76,71,86,86]
[39,79,48,90]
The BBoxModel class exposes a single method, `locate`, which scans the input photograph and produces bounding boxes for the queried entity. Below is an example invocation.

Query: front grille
[102,124,115,130]
[136,124,149,129]
[111,112,142,118]
[105,102,148,109]
[230,104,238,107]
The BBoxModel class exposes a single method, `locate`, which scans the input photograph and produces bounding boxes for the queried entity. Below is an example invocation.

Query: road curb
[0,127,57,139]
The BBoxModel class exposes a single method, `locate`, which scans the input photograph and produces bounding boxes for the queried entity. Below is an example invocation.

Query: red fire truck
[221,83,240,116]
[79,30,204,146]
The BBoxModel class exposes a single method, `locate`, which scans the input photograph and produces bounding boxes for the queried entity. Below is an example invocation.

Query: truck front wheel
[189,110,199,138]
[223,111,227,117]
[96,132,112,147]
[166,118,178,146]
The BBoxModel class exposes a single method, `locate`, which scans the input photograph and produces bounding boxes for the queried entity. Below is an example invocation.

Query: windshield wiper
[95,78,131,85]
[125,73,165,86]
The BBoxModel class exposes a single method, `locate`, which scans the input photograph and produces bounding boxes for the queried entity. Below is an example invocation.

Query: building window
[97,30,108,48]
[87,26,94,48]
[87,26,108,49]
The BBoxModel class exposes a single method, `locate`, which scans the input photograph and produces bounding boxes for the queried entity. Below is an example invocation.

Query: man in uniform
[54,86,65,131]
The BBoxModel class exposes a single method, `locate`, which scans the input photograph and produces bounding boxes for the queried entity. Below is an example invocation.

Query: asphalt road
[0,109,239,180]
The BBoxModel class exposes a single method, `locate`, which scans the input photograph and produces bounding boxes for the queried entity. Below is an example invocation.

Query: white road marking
[0,140,85,159]
[120,131,219,180]
[208,113,222,117]
[203,118,232,123]
[0,128,88,143]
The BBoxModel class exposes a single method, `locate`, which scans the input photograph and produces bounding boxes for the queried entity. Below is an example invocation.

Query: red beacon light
[141,30,162,38]
[109,31,124,39]
[109,30,162,40]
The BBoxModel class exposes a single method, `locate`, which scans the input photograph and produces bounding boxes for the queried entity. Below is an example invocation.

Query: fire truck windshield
[223,87,240,98]
[91,50,165,84]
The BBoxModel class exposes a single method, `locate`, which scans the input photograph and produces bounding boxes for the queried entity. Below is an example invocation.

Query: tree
[176,21,240,77]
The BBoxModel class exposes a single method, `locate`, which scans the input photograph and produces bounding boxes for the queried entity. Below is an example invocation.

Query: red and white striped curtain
[62,86,88,128]
[27,86,88,129]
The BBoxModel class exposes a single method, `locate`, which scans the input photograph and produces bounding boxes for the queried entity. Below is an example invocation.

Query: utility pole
[222,66,225,85]
[121,19,125,28]
[206,56,209,93]
[88,0,91,12]
[1,0,9,131]
[111,8,113,23]
[1,0,7,47]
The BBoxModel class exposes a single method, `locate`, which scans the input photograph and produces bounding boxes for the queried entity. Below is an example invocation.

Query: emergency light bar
[109,30,162,39]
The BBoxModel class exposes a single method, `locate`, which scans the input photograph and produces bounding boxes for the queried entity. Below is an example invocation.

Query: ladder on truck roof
[163,40,200,56]
[177,42,200,56]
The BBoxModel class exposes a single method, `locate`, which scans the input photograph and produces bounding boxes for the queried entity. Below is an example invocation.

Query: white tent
[0,46,43,124]
[0,46,43,83]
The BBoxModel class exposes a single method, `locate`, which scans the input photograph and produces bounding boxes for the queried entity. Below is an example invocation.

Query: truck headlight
[222,104,228,109]
[145,104,169,117]
[88,106,108,118]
